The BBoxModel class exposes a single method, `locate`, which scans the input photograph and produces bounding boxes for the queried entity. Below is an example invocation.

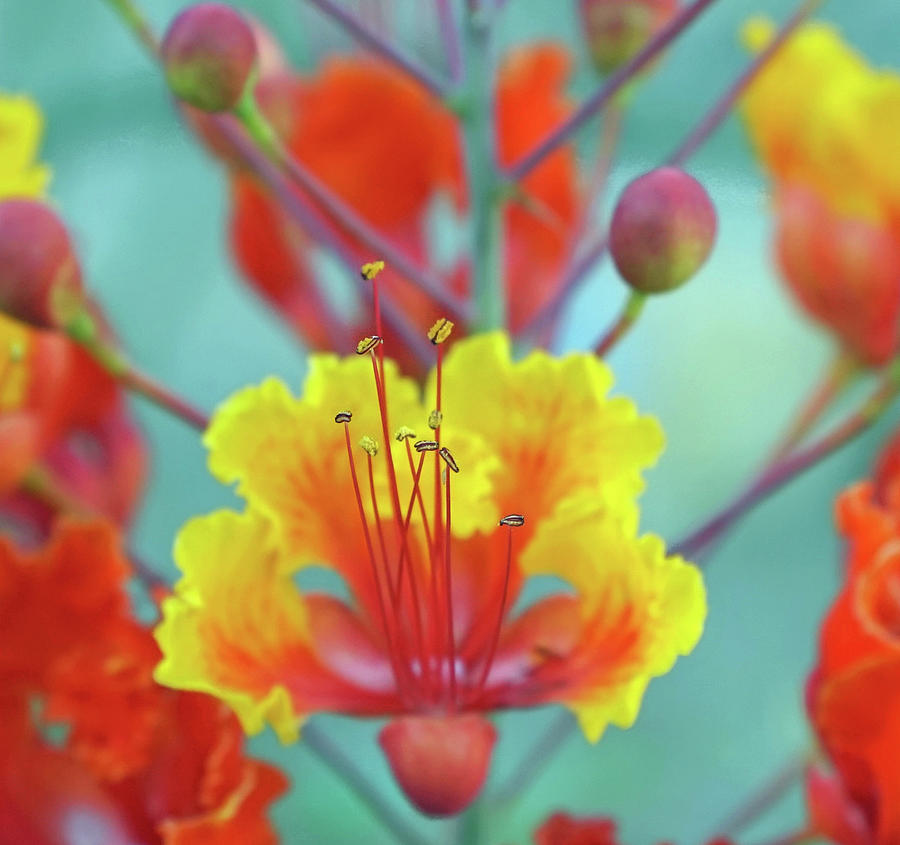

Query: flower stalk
[594,291,646,356]
[673,357,900,562]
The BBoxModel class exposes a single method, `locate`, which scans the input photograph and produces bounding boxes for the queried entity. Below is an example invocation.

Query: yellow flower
[742,18,900,226]
[155,331,705,813]
[0,94,50,199]
[741,21,900,367]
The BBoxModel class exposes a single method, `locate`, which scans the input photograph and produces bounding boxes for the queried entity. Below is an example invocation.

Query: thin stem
[460,7,504,330]
[505,0,721,182]
[672,360,900,562]
[710,752,810,837]
[667,0,825,167]
[301,0,449,98]
[232,93,470,323]
[594,292,646,357]
[117,366,210,430]
[214,116,434,364]
[436,0,463,83]
[66,309,209,431]
[101,0,158,56]
[492,710,574,802]
[301,723,429,845]
[767,352,859,464]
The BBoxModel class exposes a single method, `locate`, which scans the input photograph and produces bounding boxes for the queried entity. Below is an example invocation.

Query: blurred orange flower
[806,445,900,844]
[534,812,733,845]
[222,43,577,366]
[742,20,900,367]
[154,329,704,814]
[0,518,286,844]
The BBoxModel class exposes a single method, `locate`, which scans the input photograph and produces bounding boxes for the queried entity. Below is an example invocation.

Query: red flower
[806,443,900,843]
[213,42,577,368]
[534,812,733,845]
[0,310,146,543]
[0,519,286,844]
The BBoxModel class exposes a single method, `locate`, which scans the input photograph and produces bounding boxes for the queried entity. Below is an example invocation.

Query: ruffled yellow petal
[154,510,306,743]
[520,496,706,743]
[741,19,900,224]
[436,332,664,529]
[0,94,50,199]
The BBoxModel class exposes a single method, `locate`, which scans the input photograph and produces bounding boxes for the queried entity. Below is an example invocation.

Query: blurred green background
[1,1,898,842]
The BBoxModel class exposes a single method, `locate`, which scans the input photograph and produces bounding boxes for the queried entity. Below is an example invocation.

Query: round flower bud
[0,199,84,329]
[161,3,258,113]
[578,0,678,74]
[609,166,717,294]
[379,715,496,816]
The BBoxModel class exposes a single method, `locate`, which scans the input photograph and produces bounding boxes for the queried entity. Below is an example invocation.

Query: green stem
[461,6,504,331]
[594,292,646,356]
[101,0,159,55]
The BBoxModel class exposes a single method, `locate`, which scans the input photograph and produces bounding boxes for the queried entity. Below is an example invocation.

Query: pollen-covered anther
[499,514,525,527]
[356,335,383,355]
[413,439,439,453]
[394,426,416,442]
[359,436,379,457]
[360,260,385,281]
[427,318,454,345]
[428,409,443,430]
[334,411,353,424]
[439,447,459,473]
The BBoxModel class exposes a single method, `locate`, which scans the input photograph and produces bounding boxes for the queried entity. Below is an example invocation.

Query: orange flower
[534,812,732,845]
[0,518,286,844]
[806,442,900,844]
[0,311,146,542]
[742,21,900,366]
[154,318,705,815]
[219,43,577,366]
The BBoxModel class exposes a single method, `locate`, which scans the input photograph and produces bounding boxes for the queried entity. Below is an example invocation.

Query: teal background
[1,1,898,842]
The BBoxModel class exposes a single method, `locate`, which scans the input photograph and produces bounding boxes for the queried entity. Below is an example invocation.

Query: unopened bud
[359,436,379,457]
[428,409,443,430]
[0,199,84,329]
[379,715,497,816]
[609,166,717,294]
[578,0,678,74]
[161,3,258,113]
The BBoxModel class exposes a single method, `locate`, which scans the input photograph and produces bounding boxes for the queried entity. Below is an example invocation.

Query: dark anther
[439,446,459,473]
[334,411,353,424]
[499,514,525,527]
[414,439,439,453]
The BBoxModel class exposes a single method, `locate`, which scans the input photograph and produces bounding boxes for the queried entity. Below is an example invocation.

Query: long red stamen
[404,439,433,552]
[365,451,398,608]
[471,523,516,700]
[341,421,409,700]
[443,467,457,705]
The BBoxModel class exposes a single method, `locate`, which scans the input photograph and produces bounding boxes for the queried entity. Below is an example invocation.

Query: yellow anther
[360,260,385,281]
[439,446,459,473]
[499,514,525,527]
[359,436,379,457]
[334,411,353,424]
[428,409,443,430]
[414,439,439,453]
[356,335,383,355]
[395,426,416,442]
[427,317,454,345]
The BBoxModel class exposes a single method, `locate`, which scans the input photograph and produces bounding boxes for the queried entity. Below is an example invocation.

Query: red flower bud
[609,166,717,294]
[378,714,496,816]
[0,199,84,329]
[161,3,258,113]
[578,0,678,74]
